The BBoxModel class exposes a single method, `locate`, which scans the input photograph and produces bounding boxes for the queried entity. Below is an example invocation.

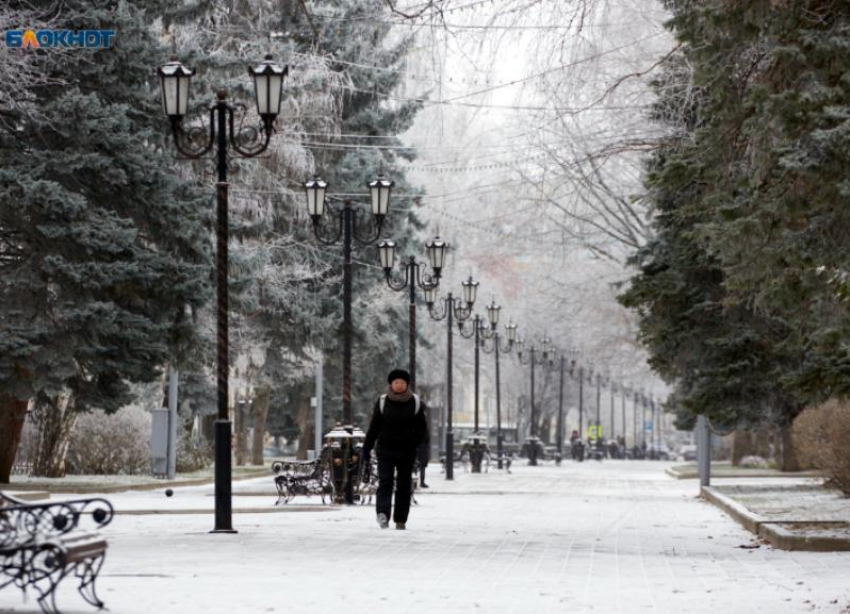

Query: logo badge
[4,29,116,49]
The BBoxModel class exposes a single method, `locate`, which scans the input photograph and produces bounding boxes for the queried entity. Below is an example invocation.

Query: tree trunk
[779,424,800,472]
[731,430,752,466]
[295,386,312,460]
[235,397,248,466]
[754,426,772,460]
[0,396,31,483]
[178,399,195,436]
[251,384,271,466]
[540,416,552,444]
[32,393,78,478]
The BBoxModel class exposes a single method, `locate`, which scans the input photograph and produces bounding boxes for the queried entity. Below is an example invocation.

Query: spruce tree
[0,0,212,480]
[617,1,850,467]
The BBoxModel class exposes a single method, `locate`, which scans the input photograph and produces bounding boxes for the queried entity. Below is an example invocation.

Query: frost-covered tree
[618,0,850,468]
[0,0,212,481]
[158,0,429,459]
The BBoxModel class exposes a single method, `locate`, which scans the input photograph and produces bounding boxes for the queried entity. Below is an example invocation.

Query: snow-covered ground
[3,461,849,614]
[716,483,849,523]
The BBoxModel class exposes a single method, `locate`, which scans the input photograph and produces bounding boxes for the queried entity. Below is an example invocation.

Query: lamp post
[304,174,392,504]
[538,347,560,461]
[157,54,286,534]
[578,366,585,441]
[515,337,552,466]
[609,380,617,452]
[595,373,603,440]
[541,348,568,463]
[458,314,487,473]
[632,390,639,458]
[569,363,589,461]
[555,352,577,458]
[621,384,628,453]
[378,237,447,390]
[649,395,661,460]
[304,174,391,425]
[647,393,654,458]
[478,301,517,469]
[424,278,478,480]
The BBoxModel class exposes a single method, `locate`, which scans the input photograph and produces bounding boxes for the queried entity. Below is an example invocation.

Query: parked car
[647,444,671,460]
[679,444,697,462]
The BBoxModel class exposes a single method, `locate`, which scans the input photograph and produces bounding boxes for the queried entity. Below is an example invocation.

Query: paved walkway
[2,461,848,614]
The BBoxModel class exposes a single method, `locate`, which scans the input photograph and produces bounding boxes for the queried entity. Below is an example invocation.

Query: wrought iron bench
[484,452,513,474]
[272,458,333,505]
[0,490,113,614]
[356,457,419,506]
[357,457,377,505]
[439,451,464,473]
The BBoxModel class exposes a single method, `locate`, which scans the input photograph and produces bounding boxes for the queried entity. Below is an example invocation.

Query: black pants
[376,453,414,523]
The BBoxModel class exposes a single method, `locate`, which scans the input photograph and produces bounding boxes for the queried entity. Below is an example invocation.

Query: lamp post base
[525,436,542,467]
[470,442,483,473]
[326,424,363,505]
[212,419,237,534]
[468,433,488,473]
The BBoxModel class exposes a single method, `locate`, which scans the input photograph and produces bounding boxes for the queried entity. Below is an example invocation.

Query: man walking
[362,369,428,530]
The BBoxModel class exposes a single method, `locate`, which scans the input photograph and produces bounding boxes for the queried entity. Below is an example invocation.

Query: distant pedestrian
[362,369,429,530]
[570,429,581,460]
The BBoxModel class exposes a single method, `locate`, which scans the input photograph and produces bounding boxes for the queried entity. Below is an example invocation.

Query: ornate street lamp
[379,236,446,390]
[158,54,285,534]
[620,383,631,455]
[595,372,605,439]
[652,393,659,455]
[609,379,619,456]
[557,348,578,458]
[515,337,551,466]
[478,303,516,469]
[303,174,390,504]
[303,174,389,422]
[553,350,566,459]
[425,277,478,480]
[458,314,489,473]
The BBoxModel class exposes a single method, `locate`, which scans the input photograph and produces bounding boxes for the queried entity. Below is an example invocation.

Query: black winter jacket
[362,394,428,457]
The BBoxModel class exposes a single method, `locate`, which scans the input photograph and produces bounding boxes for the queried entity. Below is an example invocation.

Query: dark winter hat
[387,369,411,384]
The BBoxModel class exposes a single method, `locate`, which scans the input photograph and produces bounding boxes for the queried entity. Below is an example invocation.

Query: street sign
[645,420,653,431]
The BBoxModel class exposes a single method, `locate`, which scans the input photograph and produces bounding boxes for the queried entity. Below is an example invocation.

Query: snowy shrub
[65,407,152,475]
[176,432,212,473]
[738,455,769,469]
[793,400,850,496]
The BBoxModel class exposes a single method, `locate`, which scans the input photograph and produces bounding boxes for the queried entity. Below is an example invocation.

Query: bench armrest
[0,491,114,548]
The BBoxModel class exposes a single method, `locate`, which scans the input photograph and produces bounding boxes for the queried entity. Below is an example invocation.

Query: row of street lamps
[304,176,447,502]
[446,315,666,471]
[305,192,667,477]
[157,53,666,530]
